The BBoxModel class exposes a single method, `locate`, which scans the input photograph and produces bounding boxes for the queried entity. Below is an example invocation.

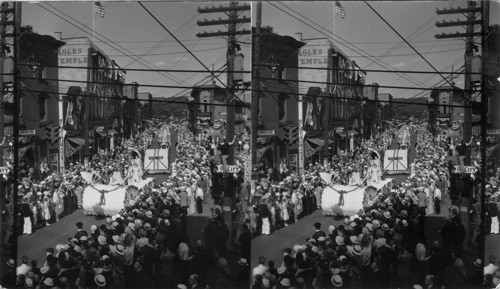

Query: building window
[203,99,208,113]
[442,101,447,114]
[39,93,48,122]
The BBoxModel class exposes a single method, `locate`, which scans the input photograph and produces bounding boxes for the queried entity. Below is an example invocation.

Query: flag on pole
[335,1,346,19]
[94,2,105,18]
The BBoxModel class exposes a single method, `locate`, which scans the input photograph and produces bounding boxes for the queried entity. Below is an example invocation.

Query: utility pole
[480,0,489,267]
[0,1,12,251]
[436,1,482,166]
[323,48,332,163]
[197,2,250,165]
[252,2,261,183]
[436,1,483,249]
[12,1,21,267]
[197,1,250,252]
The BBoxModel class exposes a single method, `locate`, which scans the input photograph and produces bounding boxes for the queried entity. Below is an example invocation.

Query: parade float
[321,150,394,216]
[81,149,154,215]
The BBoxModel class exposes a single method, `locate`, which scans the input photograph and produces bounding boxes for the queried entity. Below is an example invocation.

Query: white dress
[187,187,196,215]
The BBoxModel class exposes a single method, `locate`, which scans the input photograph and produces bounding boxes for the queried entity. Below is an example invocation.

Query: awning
[306,138,335,147]
[96,129,119,137]
[67,137,94,147]
[256,144,272,162]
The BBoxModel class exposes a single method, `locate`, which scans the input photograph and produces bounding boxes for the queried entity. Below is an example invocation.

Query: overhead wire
[39,3,191,89]
[19,86,470,109]
[363,1,469,106]
[26,75,496,95]
[138,2,250,109]
[272,2,431,89]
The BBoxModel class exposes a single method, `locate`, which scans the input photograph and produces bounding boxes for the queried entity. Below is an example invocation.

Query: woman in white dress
[43,197,51,226]
[52,189,62,221]
[280,198,289,226]
[187,185,196,215]
[425,184,435,215]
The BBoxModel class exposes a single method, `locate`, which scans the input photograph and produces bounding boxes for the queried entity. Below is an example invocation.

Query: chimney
[295,32,303,40]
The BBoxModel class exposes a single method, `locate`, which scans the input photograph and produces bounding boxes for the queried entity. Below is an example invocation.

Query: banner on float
[383,149,408,174]
[144,148,169,173]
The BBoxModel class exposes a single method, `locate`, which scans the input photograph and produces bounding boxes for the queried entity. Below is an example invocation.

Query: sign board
[216,165,241,173]
[258,130,275,136]
[144,148,169,173]
[335,127,345,133]
[383,149,409,174]
[0,166,9,175]
[298,40,330,92]
[487,129,500,135]
[58,41,90,98]
[453,165,478,174]
[20,129,36,136]
[96,126,104,132]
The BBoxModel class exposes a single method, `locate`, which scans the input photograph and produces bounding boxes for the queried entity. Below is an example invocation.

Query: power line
[364,2,461,100]
[273,3,431,89]
[40,3,190,88]
[254,64,479,75]
[138,2,250,109]
[18,89,247,107]
[23,74,479,93]
[18,64,250,74]
[122,12,200,68]
[19,86,469,109]
[105,46,229,57]
[255,76,480,92]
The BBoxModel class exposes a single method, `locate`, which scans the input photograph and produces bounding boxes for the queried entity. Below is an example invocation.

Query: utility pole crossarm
[436,19,482,27]
[198,4,250,13]
[197,17,250,26]
[435,32,482,39]
[436,6,481,14]
[196,30,251,38]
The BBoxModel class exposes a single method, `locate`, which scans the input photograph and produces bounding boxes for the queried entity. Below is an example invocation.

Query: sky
[254,0,500,99]
[22,1,251,99]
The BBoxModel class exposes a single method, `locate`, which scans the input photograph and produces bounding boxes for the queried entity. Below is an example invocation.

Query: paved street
[485,234,500,261]
[251,130,456,268]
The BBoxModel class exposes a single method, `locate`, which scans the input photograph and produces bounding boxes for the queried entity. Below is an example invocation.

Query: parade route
[251,130,455,269]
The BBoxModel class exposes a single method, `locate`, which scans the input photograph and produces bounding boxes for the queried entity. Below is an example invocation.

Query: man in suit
[312,222,326,241]
[74,221,88,240]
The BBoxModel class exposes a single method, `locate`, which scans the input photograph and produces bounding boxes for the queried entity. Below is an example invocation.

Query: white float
[82,178,154,216]
[321,178,393,216]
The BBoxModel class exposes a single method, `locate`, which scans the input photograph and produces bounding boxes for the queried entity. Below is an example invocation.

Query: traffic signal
[283,126,290,143]
[290,126,299,145]
[44,125,60,145]
[282,126,299,146]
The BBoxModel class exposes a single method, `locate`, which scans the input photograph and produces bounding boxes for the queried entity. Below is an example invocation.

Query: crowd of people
[249,125,415,237]
[1,119,251,289]
[251,123,487,288]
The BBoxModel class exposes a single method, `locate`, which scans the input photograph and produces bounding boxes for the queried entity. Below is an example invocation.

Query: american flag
[335,1,346,19]
[94,2,105,18]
